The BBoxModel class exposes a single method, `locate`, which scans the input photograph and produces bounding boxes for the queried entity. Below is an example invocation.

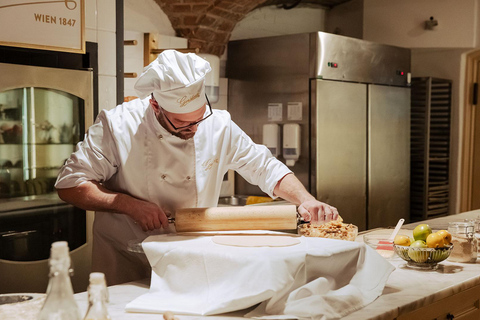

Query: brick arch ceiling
[154,0,268,57]
[153,0,353,56]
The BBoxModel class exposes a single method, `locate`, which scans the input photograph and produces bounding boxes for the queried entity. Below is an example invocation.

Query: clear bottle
[83,272,111,320]
[38,241,81,320]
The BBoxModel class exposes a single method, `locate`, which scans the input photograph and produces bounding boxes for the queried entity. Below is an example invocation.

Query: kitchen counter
[72,209,480,320]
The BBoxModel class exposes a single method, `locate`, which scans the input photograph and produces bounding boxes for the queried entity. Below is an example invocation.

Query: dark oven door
[0,202,86,261]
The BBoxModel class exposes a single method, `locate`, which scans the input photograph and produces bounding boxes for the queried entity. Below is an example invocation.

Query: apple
[413,224,433,242]
[408,240,429,263]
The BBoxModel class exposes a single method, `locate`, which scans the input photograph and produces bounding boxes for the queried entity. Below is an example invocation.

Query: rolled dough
[212,235,300,247]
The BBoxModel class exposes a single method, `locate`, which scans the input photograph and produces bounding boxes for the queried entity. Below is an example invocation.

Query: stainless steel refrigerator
[226,32,411,231]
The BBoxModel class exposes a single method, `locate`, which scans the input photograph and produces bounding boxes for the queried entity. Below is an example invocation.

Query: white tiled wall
[85,0,117,111]
[211,78,228,111]
[96,0,116,33]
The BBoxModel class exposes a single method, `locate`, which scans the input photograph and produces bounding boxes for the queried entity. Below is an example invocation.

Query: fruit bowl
[394,244,453,269]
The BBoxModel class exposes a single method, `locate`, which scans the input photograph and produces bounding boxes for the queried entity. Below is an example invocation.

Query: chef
[55,50,339,285]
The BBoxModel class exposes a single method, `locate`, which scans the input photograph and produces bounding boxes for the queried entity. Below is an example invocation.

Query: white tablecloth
[126,234,394,320]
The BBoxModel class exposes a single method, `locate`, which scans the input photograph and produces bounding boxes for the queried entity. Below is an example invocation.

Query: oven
[0,61,94,293]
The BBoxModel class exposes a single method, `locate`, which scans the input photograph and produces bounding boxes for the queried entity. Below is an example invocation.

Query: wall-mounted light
[425,16,438,30]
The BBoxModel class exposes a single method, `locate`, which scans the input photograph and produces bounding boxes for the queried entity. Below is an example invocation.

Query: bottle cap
[89,272,106,285]
[50,241,69,259]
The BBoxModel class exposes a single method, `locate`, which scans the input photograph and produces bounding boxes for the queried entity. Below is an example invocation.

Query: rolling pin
[172,205,298,232]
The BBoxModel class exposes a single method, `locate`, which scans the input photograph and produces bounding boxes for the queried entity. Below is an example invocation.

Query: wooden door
[462,52,480,211]
[471,60,480,209]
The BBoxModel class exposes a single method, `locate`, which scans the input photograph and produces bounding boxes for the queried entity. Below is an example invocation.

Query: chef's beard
[155,111,196,140]
[173,129,196,140]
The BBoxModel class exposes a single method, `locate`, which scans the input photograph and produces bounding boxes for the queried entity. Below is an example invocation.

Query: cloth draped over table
[125,233,394,320]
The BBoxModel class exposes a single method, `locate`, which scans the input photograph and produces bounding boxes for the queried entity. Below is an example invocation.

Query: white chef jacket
[55,97,292,285]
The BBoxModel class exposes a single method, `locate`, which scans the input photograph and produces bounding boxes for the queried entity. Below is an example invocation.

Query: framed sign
[0,0,85,53]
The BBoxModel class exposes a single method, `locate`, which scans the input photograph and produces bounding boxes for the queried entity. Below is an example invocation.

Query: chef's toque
[134,50,212,114]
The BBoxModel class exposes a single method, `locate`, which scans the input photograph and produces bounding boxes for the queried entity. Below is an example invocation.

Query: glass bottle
[83,272,111,320]
[38,241,81,320]
[447,221,478,263]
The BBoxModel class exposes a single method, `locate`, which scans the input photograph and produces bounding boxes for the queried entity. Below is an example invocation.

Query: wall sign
[268,103,283,122]
[0,0,85,53]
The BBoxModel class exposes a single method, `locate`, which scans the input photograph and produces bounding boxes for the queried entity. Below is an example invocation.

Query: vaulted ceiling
[153,0,353,56]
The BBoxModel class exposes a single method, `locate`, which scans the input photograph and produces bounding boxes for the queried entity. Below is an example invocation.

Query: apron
[56,98,291,285]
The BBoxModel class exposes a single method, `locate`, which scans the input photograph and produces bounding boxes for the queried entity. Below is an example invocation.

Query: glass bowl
[393,244,453,269]
[297,222,358,241]
[363,234,396,259]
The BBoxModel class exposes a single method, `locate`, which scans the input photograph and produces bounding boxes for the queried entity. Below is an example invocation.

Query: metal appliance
[227,32,411,230]
[0,62,94,293]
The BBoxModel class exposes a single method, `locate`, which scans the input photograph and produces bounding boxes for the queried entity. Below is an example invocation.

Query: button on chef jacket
[55,97,292,285]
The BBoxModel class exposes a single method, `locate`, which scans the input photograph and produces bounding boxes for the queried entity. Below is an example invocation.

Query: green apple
[413,224,433,242]
[408,240,429,263]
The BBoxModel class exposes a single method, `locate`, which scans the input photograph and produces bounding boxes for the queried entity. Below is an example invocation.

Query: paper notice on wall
[287,102,302,121]
[268,103,283,122]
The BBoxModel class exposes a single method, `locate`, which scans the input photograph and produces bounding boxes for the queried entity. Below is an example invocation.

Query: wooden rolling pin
[174,205,297,232]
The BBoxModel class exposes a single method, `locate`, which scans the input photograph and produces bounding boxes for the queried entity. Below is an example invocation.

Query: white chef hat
[134,50,212,114]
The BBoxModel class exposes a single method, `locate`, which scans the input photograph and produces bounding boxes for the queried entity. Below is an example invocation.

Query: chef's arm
[273,173,339,223]
[56,181,169,231]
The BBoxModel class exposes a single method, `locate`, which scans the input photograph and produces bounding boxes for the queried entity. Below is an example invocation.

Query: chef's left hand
[297,200,339,224]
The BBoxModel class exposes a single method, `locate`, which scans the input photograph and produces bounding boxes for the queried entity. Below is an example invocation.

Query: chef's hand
[297,200,339,224]
[128,200,170,232]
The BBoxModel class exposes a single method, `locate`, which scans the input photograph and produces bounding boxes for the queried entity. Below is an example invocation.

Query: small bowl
[394,244,453,269]
[297,222,358,241]
[363,234,396,259]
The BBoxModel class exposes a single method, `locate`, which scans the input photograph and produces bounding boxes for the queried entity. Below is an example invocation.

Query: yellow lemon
[426,232,444,248]
[394,235,412,246]
[436,230,452,246]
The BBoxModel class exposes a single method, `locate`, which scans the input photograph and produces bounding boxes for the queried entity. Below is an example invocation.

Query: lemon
[436,230,452,246]
[394,235,412,246]
[426,232,444,248]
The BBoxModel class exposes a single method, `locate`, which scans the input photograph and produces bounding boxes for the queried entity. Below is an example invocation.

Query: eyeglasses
[162,94,213,130]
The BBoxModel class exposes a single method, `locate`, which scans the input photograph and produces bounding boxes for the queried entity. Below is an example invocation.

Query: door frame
[460,50,480,212]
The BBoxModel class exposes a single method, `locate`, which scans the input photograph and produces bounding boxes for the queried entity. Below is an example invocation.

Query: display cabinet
[0,62,94,293]
[0,87,83,198]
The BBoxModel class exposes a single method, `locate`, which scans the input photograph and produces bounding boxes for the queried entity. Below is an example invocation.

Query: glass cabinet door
[0,87,84,198]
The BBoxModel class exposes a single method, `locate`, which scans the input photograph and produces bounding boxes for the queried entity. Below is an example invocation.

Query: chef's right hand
[297,199,339,225]
[128,200,170,232]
